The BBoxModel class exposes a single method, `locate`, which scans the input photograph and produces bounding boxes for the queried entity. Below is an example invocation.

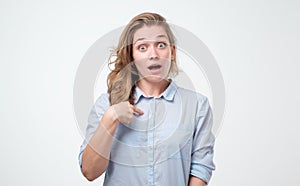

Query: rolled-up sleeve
[78,93,110,169]
[190,96,216,184]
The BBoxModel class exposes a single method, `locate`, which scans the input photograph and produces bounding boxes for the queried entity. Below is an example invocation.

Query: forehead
[133,25,168,43]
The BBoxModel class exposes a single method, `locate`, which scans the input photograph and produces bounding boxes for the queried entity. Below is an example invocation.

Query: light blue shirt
[79,81,215,185]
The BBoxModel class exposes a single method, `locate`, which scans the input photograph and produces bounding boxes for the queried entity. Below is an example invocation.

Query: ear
[171,45,176,60]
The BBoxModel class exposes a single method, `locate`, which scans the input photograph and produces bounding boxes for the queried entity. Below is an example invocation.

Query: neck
[137,79,170,98]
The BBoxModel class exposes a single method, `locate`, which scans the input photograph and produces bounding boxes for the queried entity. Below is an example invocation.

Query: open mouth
[148,64,162,70]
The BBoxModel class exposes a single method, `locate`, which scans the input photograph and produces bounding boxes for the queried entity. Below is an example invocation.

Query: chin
[144,75,168,83]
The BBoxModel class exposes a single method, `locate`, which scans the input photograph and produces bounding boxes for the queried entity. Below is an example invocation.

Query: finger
[132,106,144,115]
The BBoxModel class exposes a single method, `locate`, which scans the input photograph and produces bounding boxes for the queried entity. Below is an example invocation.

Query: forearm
[81,107,118,181]
[188,175,206,186]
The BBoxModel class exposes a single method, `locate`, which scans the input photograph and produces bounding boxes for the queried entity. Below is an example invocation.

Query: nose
[149,46,159,60]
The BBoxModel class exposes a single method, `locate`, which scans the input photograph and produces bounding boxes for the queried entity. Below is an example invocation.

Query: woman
[79,12,215,186]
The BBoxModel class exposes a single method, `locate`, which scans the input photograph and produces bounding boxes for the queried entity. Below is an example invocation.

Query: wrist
[99,107,119,136]
[106,106,119,125]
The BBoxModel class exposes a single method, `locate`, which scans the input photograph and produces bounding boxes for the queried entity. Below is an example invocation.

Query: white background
[1,0,299,185]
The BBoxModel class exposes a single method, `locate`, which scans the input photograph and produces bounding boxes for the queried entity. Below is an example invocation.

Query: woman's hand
[112,101,144,124]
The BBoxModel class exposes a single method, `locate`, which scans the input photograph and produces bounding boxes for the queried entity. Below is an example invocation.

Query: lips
[148,64,162,70]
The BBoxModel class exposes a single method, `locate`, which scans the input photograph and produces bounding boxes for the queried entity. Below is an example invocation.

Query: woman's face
[132,25,175,83]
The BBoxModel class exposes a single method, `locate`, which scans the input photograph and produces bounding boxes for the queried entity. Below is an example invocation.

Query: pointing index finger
[132,106,144,115]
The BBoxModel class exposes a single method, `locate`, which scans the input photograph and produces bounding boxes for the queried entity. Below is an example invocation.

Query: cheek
[132,50,138,61]
[133,53,146,65]
[134,61,147,72]
[164,60,172,72]
[132,50,145,61]
[159,50,172,59]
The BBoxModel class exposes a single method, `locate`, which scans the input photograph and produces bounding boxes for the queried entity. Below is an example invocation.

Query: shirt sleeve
[78,93,110,169]
[190,95,216,184]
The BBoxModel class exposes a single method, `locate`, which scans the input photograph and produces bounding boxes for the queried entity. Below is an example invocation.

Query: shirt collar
[134,80,177,104]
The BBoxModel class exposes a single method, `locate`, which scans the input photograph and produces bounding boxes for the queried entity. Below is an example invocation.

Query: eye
[157,42,166,48]
[138,45,147,51]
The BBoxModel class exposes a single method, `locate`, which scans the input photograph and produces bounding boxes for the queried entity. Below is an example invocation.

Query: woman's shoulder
[94,93,110,107]
[175,84,209,102]
[175,85,211,114]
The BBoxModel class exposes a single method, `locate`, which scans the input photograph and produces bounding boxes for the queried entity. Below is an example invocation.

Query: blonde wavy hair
[107,12,178,105]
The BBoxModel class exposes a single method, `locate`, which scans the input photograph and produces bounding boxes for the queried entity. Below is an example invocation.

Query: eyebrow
[133,35,168,44]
